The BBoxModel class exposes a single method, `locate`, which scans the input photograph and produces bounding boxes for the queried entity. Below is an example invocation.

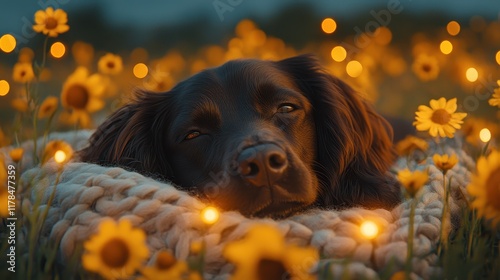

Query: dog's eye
[184,131,201,140]
[277,104,297,113]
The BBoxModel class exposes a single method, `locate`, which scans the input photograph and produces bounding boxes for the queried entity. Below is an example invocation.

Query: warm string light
[465,67,478,82]
[0,80,9,96]
[440,40,453,55]
[50,42,66,58]
[495,50,500,66]
[321,18,337,34]
[331,46,347,62]
[133,63,149,78]
[479,128,491,143]
[346,60,363,77]
[446,21,460,36]
[0,34,16,53]
[201,206,220,225]
[54,150,67,163]
[360,221,379,239]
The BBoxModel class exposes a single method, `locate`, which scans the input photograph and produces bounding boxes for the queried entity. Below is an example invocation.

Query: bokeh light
[360,221,379,239]
[346,60,363,77]
[0,34,16,53]
[200,206,220,225]
[54,150,67,163]
[0,80,10,96]
[465,67,478,82]
[321,18,337,34]
[133,63,149,78]
[374,27,392,45]
[496,50,500,65]
[50,42,66,58]
[479,128,491,143]
[446,21,460,36]
[331,46,347,62]
[439,40,453,55]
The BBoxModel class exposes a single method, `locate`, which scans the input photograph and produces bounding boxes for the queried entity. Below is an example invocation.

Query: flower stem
[438,173,450,256]
[405,198,417,277]
[467,210,477,257]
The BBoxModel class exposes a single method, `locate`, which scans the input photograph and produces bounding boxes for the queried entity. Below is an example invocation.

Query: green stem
[405,198,417,277]
[41,36,49,71]
[438,172,449,256]
[467,210,477,257]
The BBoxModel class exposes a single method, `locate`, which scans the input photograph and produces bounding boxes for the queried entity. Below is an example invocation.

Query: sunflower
[98,53,123,75]
[12,62,35,83]
[33,7,69,37]
[395,135,429,156]
[413,97,467,138]
[489,86,500,108]
[467,150,500,228]
[433,153,458,174]
[140,250,196,280]
[397,168,429,197]
[223,224,318,280]
[38,96,58,119]
[83,219,149,279]
[9,148,24,163]
[61,67,105,127]
[41,140,74,164]
[461,117,498,145]
[412,54,439,81]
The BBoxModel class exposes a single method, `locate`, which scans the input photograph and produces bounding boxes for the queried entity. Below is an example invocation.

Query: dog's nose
[237,144,288,187]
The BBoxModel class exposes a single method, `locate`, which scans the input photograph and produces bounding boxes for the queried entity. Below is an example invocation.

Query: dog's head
[79,54,400,217]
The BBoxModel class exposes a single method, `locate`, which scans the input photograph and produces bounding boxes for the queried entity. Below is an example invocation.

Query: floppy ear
[276,54,401,209]
[78,90,174,179]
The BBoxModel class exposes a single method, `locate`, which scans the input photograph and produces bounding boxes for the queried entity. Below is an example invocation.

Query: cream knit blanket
[2,131,474,279]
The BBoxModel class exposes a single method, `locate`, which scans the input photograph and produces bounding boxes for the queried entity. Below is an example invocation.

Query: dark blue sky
[1,0,499,35]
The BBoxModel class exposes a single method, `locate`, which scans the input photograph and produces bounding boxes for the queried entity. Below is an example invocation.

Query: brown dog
[79,54,401,217]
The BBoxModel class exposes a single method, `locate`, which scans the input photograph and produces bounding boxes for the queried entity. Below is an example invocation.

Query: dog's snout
[236,144,288,187]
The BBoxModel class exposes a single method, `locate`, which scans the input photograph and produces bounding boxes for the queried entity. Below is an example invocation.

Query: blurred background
[0,0,499,144]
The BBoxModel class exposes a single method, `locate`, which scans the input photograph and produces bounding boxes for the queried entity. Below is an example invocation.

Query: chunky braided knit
[1,131,473,279]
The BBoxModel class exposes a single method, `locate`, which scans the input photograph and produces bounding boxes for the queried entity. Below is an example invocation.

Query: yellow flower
[38,96,58,119]
[33,7,69,37]
[11,98,29,113]
[395,135,429,156]
[190,240,204,255]
[140,250,193,280]
[412,54,439,81]
[12,62,35,83]
[397,168,429,197]
[223,224,318,280]
[489,86,500,108]
[83,219,149,279]
[432,153,458,173]
[413,97,467,138]
[467,150,500,228]
[0,155,8,217]
[41,140,74,164]
[98,53,123,75]
[61,67,105,127]
[9,148,24,163]
[462,117,498,145]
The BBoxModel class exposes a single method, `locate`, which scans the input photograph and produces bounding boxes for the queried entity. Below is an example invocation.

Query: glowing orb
[201,206,220,225]
[479,128,491,143]
[321,18,337,34]
[54,150,67,163]
[360,221,379,239]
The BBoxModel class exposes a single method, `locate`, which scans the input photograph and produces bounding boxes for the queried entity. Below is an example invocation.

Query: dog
[79,54,401,218]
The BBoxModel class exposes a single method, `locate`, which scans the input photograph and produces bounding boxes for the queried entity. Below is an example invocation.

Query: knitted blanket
[2,131,474,279]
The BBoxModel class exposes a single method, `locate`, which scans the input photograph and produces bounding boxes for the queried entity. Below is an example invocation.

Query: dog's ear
[78,90,174,179]
[276,54,400,209]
